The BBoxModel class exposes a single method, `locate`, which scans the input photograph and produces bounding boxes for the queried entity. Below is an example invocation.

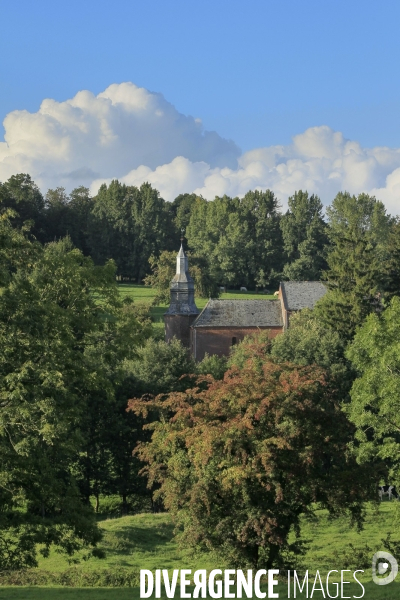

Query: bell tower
[164,243,199,349]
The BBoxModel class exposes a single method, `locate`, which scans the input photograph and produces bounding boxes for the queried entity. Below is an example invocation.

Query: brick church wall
[165,314,199,349]
[191,326,283,362]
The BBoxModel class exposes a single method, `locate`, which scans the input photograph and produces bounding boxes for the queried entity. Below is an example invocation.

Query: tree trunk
[122,493,128,516]
[266,543,280,570]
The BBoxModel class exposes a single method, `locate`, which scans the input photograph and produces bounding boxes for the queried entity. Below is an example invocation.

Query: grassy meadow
[1,502,398,598]
[35,502,400,579]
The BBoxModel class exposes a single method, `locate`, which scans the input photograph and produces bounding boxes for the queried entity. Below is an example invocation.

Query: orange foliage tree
[128,351,369,569]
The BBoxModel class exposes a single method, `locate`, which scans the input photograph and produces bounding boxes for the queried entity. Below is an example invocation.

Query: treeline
[3,172,393,289]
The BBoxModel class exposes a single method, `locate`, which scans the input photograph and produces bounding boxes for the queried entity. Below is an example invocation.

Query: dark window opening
[232,337,237,346]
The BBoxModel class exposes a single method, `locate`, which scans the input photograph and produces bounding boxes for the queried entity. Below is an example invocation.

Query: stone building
[164,245,327,360]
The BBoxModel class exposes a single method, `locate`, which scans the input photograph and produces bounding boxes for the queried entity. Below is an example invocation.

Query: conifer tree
[315,192,393,340]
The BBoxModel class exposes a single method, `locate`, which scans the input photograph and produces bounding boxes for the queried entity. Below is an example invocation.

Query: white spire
[176,243,188,275]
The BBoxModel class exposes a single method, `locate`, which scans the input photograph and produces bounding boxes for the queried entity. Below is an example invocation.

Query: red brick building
[191,299,283,361]
[164,246,327,360]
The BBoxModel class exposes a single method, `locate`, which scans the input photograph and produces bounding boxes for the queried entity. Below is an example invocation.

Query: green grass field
[36,503,400,577]
[0,502,393,597]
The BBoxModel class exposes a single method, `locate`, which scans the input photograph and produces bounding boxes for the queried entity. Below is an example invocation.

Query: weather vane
[180,228,185,243]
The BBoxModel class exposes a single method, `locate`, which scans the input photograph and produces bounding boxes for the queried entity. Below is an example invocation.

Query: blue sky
[1,0,400,210]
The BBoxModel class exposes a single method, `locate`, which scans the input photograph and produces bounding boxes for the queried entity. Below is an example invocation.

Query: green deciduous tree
[0,174,46,242]
[384,220,400,301]
[0,236,149,567]
[130,348,368,569]
[186,191,283,289]
[270,309,353,399]
[67,186,93,255]
[44,187,70,242]
[170,193,198,232]
[280,190,328,280]
[43,186,93,255]
[346,297,400,484]
[0,211,41,286]
[89,180,175,282]
[124,337,195,397]
[196,353,227,380]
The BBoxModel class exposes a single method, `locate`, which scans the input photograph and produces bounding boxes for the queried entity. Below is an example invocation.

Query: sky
[1,0,400,212]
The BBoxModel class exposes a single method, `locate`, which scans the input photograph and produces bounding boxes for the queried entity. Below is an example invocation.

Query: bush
[0,567,140,587]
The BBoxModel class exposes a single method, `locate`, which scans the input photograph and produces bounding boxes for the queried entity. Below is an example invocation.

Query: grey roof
[280,281,327,311]
[192,299,283,328]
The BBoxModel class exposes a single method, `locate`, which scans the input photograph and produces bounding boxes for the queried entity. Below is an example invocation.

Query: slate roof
[192,299,283,328]
[280,281,327,311]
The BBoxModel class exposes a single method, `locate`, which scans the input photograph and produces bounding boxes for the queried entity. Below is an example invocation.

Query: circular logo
[372,551,398,585]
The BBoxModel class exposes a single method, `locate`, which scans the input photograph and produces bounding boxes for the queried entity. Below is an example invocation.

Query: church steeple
[164,242,199,349]
[165,243,198,315]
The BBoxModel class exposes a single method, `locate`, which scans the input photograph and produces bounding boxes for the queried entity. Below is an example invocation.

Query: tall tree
[0,211,41,286]
[130,182,175,282]
[238,189,283,288]
[76,300,151,512]
[88,179,134,276]
[280,190,328,280]
[186,191,283,288]
[0,238,123,567]
[89,180,174,281]
[346,297,400,484]
[0,174,46,242]
[171,193,198,232]
[0,233,158,565]
[270,309,354,400]
[383,219,400,301]
[44,187,70,242]
[315,192,393,340]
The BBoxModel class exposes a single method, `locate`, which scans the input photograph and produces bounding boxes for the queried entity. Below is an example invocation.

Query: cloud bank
[1,82,400,213]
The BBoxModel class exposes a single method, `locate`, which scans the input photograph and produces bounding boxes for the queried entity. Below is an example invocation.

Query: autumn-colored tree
[129,350,369,569]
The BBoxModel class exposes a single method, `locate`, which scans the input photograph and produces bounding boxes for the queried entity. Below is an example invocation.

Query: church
[164,245,327,361]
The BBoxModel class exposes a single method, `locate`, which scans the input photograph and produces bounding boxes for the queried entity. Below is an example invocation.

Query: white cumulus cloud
[0,82,240,191]
[1,83,400,214]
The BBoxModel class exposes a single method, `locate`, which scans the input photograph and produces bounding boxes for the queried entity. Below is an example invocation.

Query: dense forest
[1,172,400,572]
